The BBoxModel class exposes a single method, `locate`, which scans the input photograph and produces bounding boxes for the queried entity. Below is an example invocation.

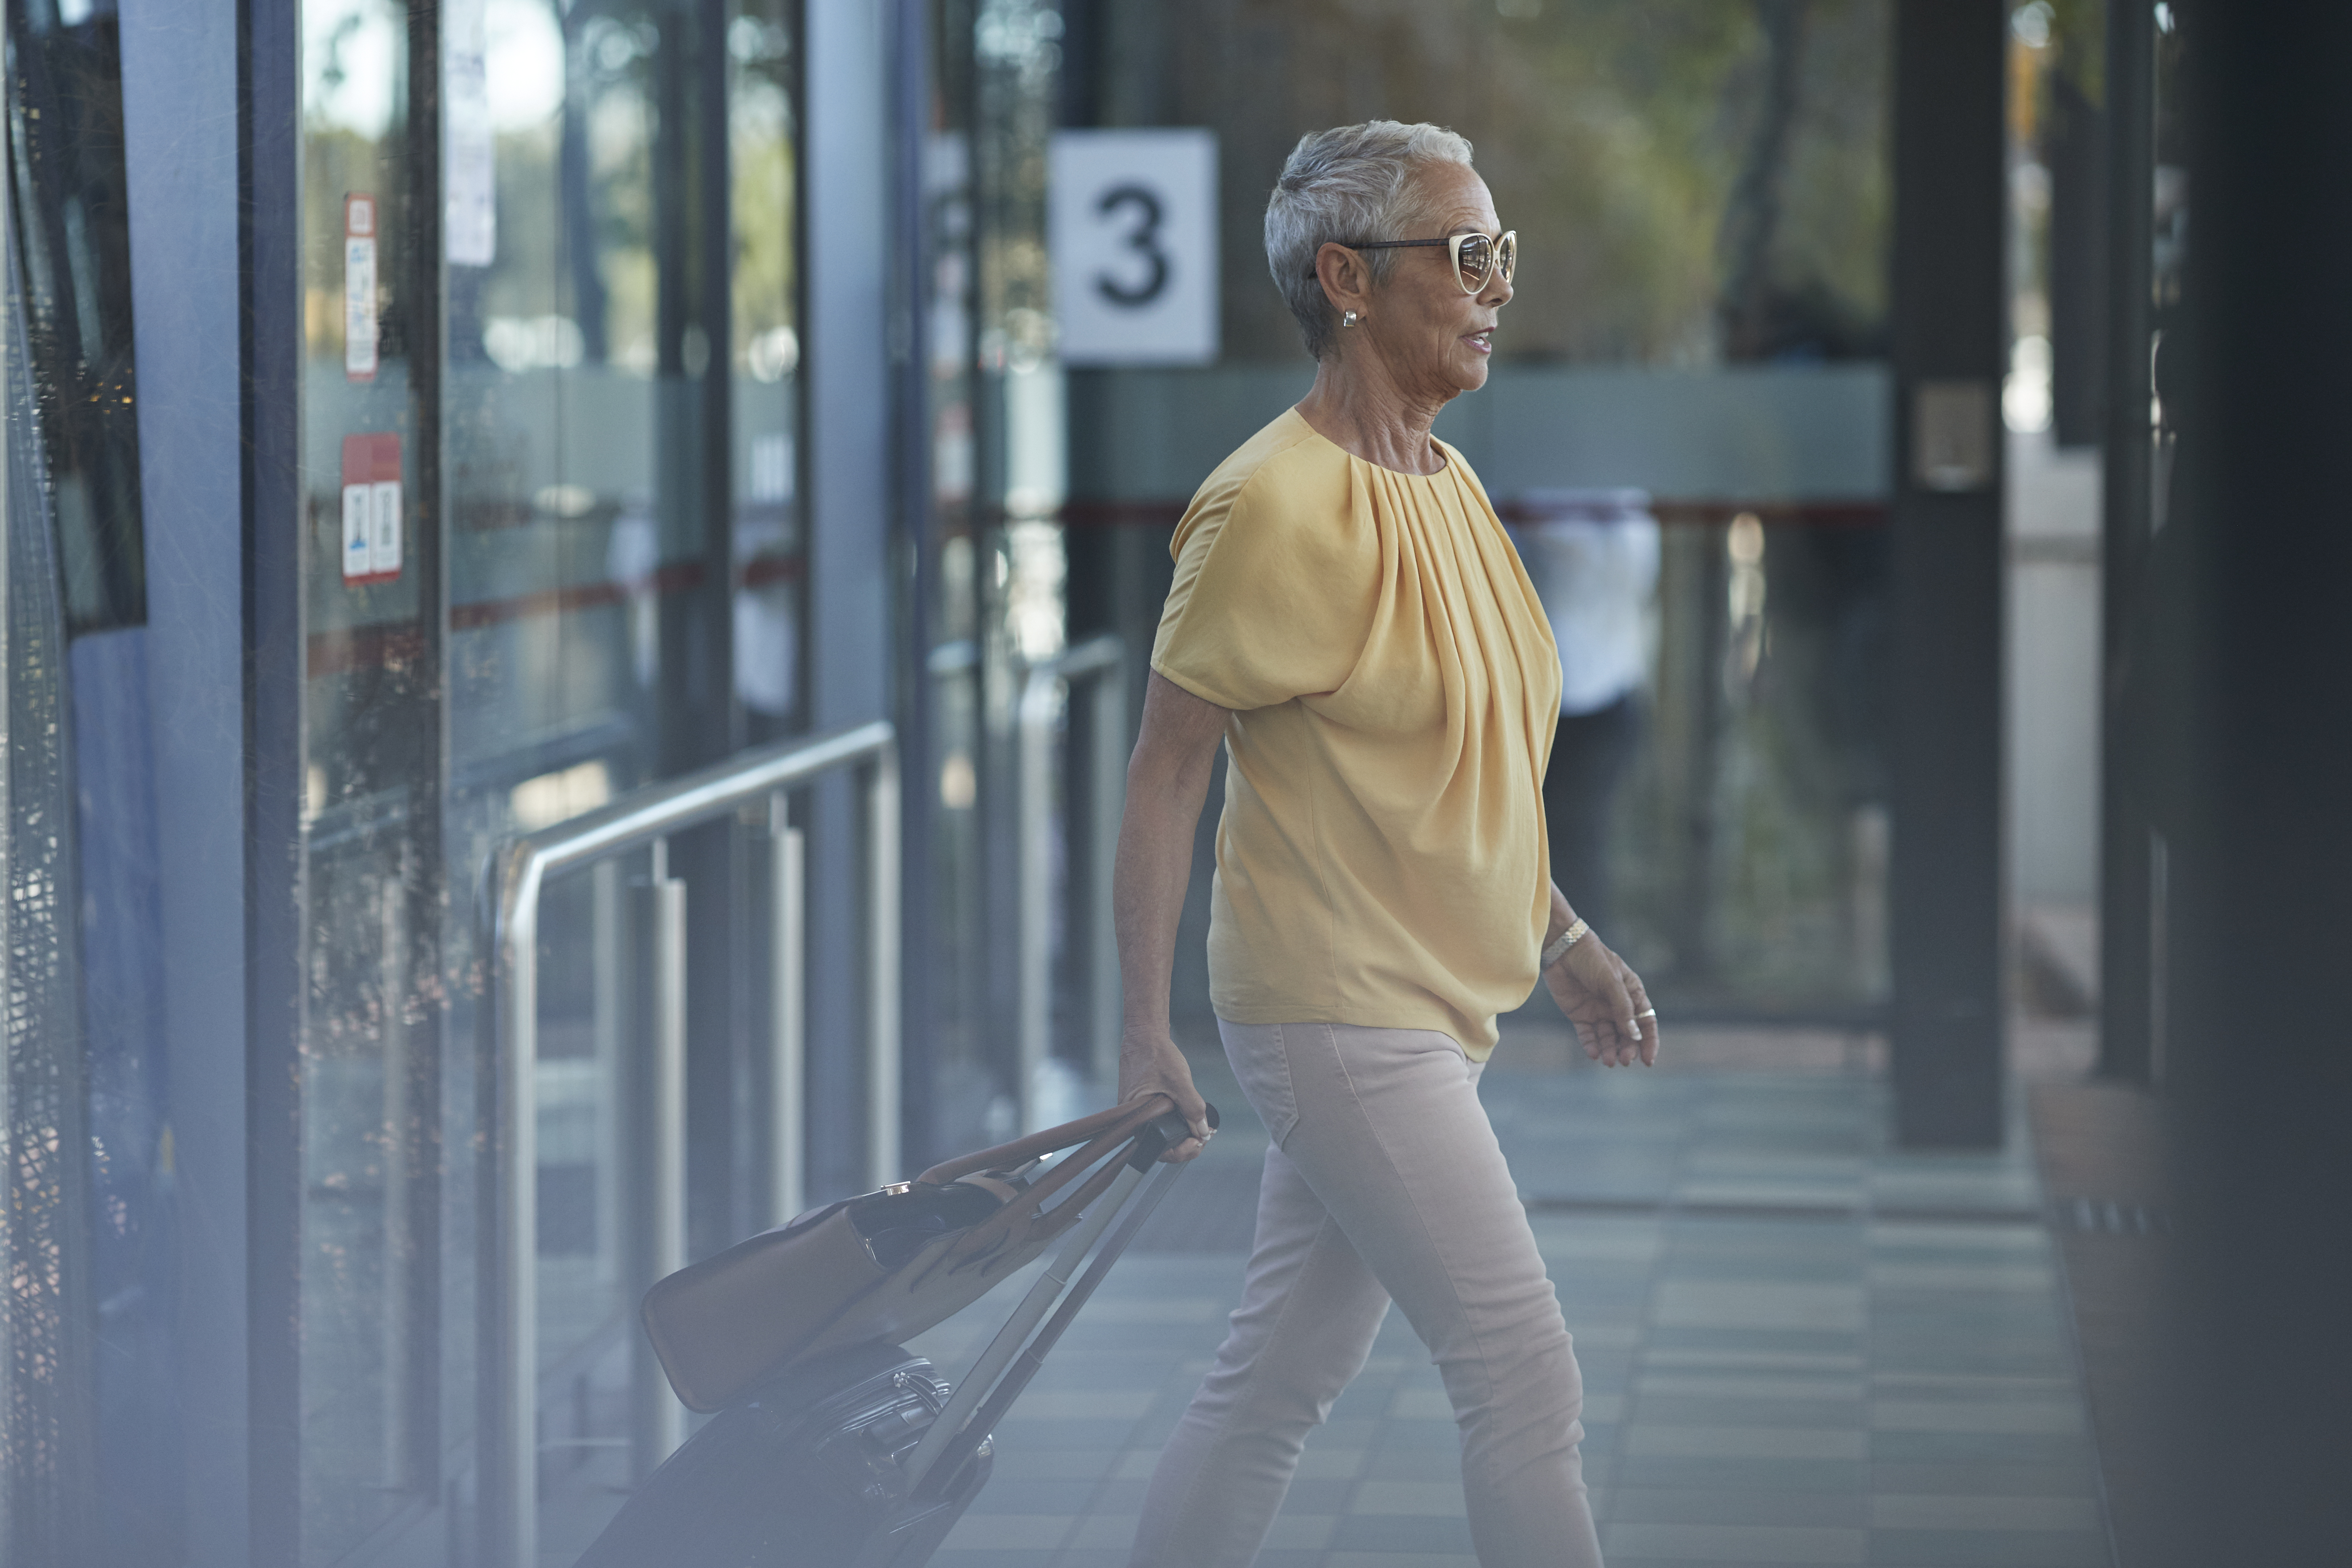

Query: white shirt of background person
[1517,488,1662,715]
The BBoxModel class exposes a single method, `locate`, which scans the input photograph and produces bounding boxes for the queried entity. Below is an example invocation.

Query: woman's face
[1354,163,1512,397]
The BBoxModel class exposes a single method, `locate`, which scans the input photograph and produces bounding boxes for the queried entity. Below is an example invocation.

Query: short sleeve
[1150,460,1375,712]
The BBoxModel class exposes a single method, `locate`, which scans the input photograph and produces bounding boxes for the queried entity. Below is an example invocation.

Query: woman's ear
[1315,242,1372,324]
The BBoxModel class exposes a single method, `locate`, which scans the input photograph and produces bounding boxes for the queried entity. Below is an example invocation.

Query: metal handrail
[478,719,898,1568]
[1016,635,1126,1129]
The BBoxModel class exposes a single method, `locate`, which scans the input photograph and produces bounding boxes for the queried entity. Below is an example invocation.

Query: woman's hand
[1119,1029,1214,1163]
[1543,934,1659,1068]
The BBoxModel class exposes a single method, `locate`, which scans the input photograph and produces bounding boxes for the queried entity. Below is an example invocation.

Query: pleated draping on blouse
[1150,408,1561,1058]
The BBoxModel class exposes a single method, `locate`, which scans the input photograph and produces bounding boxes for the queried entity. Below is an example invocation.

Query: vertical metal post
[867,754,903,1186]
[490,858,543,1568]
[642,839,689,1468]
[1887,0,2009,1147]
[592,859,624,1289]
[1087,663,1127,1089]
[2097,0,2157,1082]
[770,802,806,1223]
[377,876,413,1490]
[1015,671,1060,1131]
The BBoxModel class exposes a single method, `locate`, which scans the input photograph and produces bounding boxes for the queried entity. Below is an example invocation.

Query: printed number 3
[1095,184,1169,308]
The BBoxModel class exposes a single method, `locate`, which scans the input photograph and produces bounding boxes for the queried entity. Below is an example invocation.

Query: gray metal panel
[1063,363,1892,504]
[116,1,250,1556]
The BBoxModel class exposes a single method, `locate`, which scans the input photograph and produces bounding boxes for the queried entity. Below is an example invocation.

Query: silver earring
[1342,310,1359,327]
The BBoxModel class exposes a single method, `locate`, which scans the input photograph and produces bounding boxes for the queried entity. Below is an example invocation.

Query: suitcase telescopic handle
[915,1096,1168,1187]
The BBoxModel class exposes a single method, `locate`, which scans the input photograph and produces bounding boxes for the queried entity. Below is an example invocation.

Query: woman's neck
[1293,352,1451,476]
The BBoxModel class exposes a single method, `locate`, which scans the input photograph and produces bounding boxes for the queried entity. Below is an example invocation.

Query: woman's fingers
[1578,943,1640,1065]
[1619,960,1660,1066]
[1121,1041,1214,1162]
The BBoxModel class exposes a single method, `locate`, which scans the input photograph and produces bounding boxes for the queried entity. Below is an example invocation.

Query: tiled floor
[907,1049,2111,1568]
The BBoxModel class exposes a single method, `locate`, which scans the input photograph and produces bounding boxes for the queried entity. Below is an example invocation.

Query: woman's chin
[1452,354,1492,393]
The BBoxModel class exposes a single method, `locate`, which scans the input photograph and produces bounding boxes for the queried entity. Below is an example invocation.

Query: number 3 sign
[1049,129,1219,367]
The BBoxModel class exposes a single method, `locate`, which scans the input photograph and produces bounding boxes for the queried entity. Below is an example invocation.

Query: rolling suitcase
[575,1096,1214,1568]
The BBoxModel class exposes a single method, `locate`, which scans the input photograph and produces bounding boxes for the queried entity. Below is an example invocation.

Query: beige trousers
[1130,1020,1603,1568]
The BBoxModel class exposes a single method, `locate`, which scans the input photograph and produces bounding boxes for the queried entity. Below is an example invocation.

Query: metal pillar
[1887,0,2009,1146]
[2096,0,2158,1082]
[2160,5,2352,1563]
[118,1,255,1557]
[802,0,898,1199]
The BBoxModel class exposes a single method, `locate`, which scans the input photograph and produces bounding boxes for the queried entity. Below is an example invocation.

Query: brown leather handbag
[641,1094,1187,1413]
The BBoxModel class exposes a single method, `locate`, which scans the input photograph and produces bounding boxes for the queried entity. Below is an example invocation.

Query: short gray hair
[1265,121,1476,359]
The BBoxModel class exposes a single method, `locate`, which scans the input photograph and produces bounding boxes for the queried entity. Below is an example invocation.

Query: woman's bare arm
[1113,671,1229,1161]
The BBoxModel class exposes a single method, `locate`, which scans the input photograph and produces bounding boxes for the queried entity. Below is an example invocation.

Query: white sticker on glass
[370,481,403,576]
[345,194,379,381]
[342,483,374,580]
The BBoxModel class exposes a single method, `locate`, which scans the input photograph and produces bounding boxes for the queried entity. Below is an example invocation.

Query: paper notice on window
[445,0,495,267]
[344,194,379,381]
[341,433,403,585]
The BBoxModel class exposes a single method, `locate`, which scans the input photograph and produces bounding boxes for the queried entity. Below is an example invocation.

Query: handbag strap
[917,1095,1177,1283]
[914,1094,1173,1188]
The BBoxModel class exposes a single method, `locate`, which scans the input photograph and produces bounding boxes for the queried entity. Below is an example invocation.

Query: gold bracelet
[1540,917,1590,971]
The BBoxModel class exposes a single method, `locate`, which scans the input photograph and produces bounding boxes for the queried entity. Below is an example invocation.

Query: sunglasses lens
[1497,232,1516,286]
[1458,234,1491,290]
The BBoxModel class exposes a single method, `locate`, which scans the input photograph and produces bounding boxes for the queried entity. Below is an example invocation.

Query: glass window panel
[297,0,436,1554]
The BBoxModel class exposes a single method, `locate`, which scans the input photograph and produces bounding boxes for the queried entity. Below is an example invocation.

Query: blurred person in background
[1516,488,1660,941]
[1114,121,1656,1568]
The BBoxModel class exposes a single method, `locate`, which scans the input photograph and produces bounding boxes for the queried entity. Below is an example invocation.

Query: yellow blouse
[1150,408,1561,1058]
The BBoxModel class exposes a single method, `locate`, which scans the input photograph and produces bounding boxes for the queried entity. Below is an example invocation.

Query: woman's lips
[1464,330,1493,355]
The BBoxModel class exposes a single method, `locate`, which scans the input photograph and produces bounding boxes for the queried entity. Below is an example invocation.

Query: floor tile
[1654,1282,1867,1333]
[1610,1456,1869,1495]
[1869,1399,2085,1435]
[1634,1373,1866,1402]
[1866,1527,2112,1565]
[990,1447,1123,1481]
[1602,1521,1865,1563]
[1328,1514,1477,1553]
[1064,1514,1142,1550]
[1867,1460,2100,1496]
[1868,1493,2100,1530]
[1632,1394,1865,1429]
[1347,1480,1467,1517]
[1625,1425,1867,1461]
[937,1513,1072,1550]
[1607,1487,1866,1527]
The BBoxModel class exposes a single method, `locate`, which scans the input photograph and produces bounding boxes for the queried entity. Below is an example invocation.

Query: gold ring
[1636,1008,1657,1018]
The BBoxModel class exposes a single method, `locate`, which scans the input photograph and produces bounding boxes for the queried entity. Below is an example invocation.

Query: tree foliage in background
[1087,0,1889,365]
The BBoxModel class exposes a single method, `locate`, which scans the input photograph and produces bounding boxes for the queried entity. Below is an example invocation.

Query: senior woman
[1113,121,1658,1568]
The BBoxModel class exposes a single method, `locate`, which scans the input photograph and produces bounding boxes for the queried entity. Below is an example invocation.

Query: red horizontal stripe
[1052,497,1889,530]
[447,560,709,631]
